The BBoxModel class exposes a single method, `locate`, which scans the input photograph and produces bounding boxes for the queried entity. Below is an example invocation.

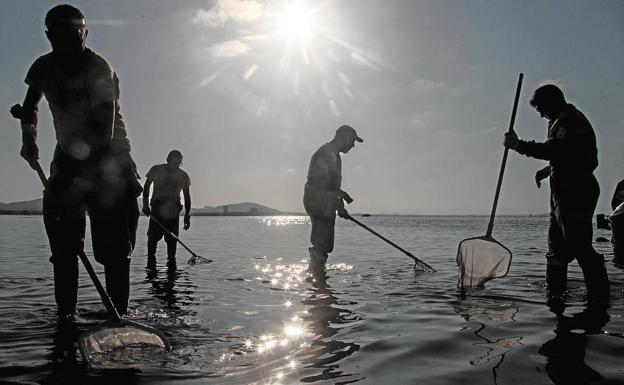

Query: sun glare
[276,3,315,42]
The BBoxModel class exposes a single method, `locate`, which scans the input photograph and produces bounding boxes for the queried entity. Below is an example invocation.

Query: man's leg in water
[89,192,138,317]
[163,217,180,261]
[309,214,335,271]
[147,215,164,261]
[43,190,86,320]
[562,218,610,303]
[546,213,568,299]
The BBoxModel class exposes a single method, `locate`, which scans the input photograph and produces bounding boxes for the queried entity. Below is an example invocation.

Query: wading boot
[104,259,130,316]
[308,247,327,277]
[53,259,78,321]
[546,264,567,300]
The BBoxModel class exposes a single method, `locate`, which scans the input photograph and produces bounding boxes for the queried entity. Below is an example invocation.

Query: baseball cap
[336,125,363,143]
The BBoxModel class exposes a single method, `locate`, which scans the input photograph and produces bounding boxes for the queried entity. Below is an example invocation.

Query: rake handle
[347,215,436,272]
[147,215,198,257]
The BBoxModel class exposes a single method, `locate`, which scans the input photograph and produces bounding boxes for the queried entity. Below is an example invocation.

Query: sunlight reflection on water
[3,216,624,384]
[260,216,310,226]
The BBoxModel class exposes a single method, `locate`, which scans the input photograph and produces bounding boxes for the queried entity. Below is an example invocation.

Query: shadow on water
[296,272,364,384]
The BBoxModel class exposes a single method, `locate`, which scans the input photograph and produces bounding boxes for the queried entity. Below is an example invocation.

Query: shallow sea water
[1,215,624,384]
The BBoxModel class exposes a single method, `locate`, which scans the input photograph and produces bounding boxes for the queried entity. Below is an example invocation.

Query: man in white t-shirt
[143,150,192,262]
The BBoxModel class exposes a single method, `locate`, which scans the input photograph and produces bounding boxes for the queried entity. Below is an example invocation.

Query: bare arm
[183,186,191,216]
[183,186,191,230]
[13,86,43,168]
[142,177,153,215]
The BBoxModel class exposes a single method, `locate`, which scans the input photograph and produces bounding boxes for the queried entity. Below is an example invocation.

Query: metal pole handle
[486,73,523,238]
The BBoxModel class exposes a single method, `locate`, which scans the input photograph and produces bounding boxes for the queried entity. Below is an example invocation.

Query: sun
[275,3,316,42]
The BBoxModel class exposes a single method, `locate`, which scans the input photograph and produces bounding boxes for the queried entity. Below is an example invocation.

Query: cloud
[412,79,446,92]
[193,0,264,28]
[89,19,125,26]
[242,34,270,41]
[210,40,250,58]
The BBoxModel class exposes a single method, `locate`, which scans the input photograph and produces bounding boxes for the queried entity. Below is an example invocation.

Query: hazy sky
[1,0,623,215]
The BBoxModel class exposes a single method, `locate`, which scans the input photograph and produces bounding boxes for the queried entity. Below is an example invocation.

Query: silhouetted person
[611,179,624,261]
[505,84,609,303]
[304,125,363,273]
[11,5,141,319]
[143,150,191,261]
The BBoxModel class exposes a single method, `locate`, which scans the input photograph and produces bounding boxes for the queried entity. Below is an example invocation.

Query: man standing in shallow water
[504,84,610,303]
[143,150,192,262]
[304,125,363,273]
[12,5,142,319]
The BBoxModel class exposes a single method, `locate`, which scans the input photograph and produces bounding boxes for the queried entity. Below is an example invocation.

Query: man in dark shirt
[13,5,141,319]
[142,150,192,261]
[304,125,363,273]
[611,179,624,261]
[505,84,609,303]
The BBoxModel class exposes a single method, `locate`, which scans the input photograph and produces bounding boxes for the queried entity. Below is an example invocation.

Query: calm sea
[1,215,623,384]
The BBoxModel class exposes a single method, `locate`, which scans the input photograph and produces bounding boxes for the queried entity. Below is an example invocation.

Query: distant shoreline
[0,212,552,217]
[0,211,306,216]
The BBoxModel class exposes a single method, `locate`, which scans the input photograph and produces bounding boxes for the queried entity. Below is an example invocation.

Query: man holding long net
[304,125,363,274]
[12,5,142,320]
[504,84,610,304]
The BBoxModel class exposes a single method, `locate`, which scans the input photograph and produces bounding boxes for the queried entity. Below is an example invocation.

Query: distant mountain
[192,202,282,215]
[0,197,283,216]
[0,198,43,214]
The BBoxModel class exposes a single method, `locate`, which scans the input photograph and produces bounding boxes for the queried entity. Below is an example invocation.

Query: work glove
[184,214,191,230]
[535,166,550,188]
[142,204,151,216]
[337,207,350,219]
[503,130,519,150]
[339,190,353,204]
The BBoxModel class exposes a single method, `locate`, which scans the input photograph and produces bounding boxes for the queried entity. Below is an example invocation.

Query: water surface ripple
[1,215,624,384]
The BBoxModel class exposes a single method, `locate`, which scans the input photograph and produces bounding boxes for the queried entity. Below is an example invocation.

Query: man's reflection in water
[454,293,521,385]
[539,303,610,384]
[298,271,362,383]
[46,321,81,382]
[145,255,193,311]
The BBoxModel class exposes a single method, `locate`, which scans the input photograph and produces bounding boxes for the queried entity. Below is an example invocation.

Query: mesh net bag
[457,236,511,288]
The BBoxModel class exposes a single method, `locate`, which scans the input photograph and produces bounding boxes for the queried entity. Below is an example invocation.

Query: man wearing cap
[11,4,141,319]
[304,125,363,273]
[505,84,610,303]
[143,150,192,262]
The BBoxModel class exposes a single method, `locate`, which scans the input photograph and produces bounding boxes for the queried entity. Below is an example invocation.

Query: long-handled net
[457,73,523,289]
[148,215,213,265]
[31,161,172,369]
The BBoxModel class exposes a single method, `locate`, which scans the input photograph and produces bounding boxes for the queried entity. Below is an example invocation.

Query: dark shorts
[147,201,180,244]
[44,148,141,266]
